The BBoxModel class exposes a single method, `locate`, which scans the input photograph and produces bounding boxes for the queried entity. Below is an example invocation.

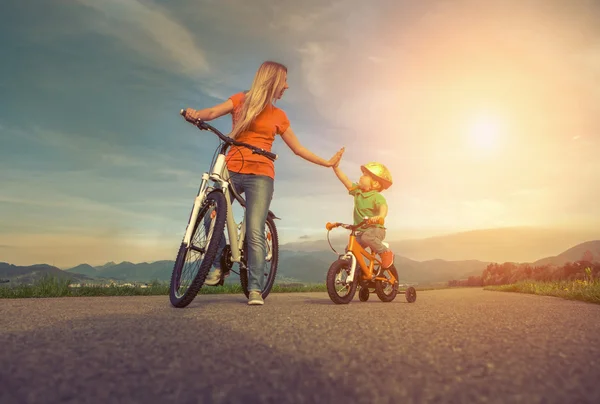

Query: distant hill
[282,227,600,264]
[269,250,487,284]
[64,261,174,282]
[532,240,600,267]
[65,264,98,277]
[5,239,599,286]
[93,261,174,282]
[59,251,487,285]
[0,262,92,285]
[95,261,117,270]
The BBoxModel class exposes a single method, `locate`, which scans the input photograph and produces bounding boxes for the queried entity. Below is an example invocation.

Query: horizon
[2,0,600,267]
[3,227,598,270]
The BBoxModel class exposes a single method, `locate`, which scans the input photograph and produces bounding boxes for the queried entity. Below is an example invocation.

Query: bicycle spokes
[378,267,396,294]
[174,202,217,298]
[334,265,352,296]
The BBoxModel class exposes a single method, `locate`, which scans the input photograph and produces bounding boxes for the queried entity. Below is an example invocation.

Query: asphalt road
[1,288,599,404]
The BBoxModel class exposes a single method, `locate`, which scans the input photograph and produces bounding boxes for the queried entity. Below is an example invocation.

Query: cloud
[74,0,209,78]
[268,1,343,33]
[298,42,337,99]
[2,125,209,188]
[0,192,166,229]
[368,56,386,64]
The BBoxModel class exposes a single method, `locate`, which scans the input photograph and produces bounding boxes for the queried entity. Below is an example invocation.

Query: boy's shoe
[248,291,264,305]
[380,250,394,268]
[204,268,222,286]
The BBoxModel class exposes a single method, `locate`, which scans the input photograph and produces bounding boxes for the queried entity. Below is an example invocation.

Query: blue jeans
[206,173,274,292]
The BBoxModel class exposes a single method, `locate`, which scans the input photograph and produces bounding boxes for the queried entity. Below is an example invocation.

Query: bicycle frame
[177,112,279,271]
[182,151,247,264]
[338,230,397,286]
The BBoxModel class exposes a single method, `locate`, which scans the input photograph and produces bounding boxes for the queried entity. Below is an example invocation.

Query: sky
[1,0,599,267]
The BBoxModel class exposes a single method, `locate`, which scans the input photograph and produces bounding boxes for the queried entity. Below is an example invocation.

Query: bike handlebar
[326,216,384,231]
[180,109,278,162]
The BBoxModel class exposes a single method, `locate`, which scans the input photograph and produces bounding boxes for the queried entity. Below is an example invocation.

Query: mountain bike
[169,110,280,308]
[324,217,417,304]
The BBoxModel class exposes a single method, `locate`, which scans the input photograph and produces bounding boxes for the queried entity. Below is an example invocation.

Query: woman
[184,61,345,306]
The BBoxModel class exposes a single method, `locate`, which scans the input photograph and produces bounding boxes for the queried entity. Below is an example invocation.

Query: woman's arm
[281,126,344,167]
[185,99,234,122]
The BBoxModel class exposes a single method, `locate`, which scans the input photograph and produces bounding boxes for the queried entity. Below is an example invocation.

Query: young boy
[332,160,395,268]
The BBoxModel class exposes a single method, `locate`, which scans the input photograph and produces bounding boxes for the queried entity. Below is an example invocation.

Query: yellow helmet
[361,162,393,190]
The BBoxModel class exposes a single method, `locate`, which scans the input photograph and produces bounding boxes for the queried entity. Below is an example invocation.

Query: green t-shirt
[349,182,387,229]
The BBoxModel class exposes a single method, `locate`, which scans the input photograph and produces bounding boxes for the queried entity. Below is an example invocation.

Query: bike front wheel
[169,190,227,308]
[240,215,279,299]
[326,258,358,304]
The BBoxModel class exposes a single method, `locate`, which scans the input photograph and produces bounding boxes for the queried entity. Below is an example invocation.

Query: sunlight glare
[468,114,501,152]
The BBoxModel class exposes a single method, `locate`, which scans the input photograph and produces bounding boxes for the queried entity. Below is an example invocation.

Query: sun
[467,114,501,152]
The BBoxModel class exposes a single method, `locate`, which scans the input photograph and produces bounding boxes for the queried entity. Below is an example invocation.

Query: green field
[485,279,600,304]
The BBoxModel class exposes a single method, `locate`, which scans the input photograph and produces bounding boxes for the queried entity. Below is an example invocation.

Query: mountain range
[0,262,92,285]
[2,237,598,286]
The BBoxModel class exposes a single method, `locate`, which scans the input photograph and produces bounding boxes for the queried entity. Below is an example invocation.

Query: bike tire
[240,215,279,299]
[405,286,417,303]
[375,265,399,302]
[169,190,227,308]
[358,286,370,302]
[326,258,358,304]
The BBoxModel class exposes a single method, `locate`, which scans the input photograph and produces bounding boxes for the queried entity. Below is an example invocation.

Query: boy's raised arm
[333,165,353,190]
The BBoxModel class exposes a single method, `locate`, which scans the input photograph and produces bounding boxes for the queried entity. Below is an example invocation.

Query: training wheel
[405,286,417,303]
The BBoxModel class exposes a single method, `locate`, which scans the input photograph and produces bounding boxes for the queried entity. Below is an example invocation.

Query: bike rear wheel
[240,215,279,299]
[375,265,399,302]
[326,258,358,304]
[169,190,227,308]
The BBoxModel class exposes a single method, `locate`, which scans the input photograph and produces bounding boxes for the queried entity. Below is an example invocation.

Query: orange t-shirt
[225,92,290,179]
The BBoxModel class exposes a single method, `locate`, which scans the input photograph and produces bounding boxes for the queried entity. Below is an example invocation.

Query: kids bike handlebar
[325,216,384,231]
[180,109,278,162]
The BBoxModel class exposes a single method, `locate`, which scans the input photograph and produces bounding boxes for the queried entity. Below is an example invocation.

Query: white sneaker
[248,291,264,305]
[204,268,222,286]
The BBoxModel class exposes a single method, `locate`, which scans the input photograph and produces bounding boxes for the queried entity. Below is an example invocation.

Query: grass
[485,279,600,305]
[0,276,441,299]
[0,275,330,299]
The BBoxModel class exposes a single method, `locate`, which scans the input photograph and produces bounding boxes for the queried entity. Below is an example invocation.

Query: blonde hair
[229,61,288,139]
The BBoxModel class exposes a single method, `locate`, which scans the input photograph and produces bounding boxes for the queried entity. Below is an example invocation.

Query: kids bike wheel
[240,215,279,299]
[405,286,417,303]
[375,265,399,302]
[326,258,358,304]
[169,190,227,308]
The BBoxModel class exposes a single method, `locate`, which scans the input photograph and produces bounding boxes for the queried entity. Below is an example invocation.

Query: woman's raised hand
[327,147,345,167]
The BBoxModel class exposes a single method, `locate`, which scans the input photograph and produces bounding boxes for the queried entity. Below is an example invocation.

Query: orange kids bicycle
[325,217,417,304]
